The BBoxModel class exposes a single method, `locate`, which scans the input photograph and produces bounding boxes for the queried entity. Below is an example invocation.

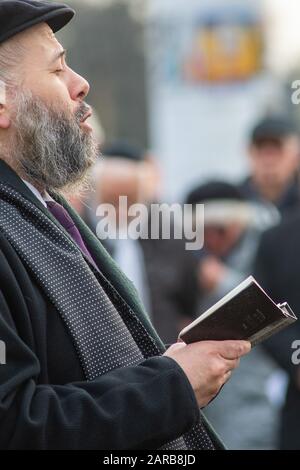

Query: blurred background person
[255,212,300,449]
[185,180,281,449]
[83,141,199,344]
[185,181,279,312]
[240,116,300,217]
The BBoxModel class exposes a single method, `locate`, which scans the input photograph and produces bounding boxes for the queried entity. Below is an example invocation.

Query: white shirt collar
[22,180,54,208]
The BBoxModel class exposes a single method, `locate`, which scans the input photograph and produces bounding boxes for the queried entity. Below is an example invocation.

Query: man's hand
[198,257,227,293]
[164,340,251,408]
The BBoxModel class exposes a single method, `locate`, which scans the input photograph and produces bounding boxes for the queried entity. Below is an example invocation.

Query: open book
[179,276,297,347]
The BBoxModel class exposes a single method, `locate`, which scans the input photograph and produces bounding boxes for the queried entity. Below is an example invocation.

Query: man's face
[204,223,244,257]
[17,23,91,129]
[95,158,160,230]
[97,160,144,229]
[249,136,300,188]
[0,23,98,193]
[99,162,141,208]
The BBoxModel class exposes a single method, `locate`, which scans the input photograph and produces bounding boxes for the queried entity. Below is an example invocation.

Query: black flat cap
[0,0,75,45]
[102,141,145,162]
[251,115,298,144]
[186,181,245,205]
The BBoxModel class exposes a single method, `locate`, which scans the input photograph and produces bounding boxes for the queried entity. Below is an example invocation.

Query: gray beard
[10,92,98,194]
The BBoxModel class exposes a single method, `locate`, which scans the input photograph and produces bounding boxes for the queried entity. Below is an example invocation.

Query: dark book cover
[179,276,297,346]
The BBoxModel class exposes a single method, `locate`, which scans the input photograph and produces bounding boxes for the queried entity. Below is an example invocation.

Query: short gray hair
[0,36,24,92]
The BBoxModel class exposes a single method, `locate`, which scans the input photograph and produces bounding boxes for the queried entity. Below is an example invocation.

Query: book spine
[249,317,295,347]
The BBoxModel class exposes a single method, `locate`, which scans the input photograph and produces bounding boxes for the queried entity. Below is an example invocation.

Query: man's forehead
[22,22,62,54]
[41,23,58,42]
[37,23,61,47]
[103,160,141,175]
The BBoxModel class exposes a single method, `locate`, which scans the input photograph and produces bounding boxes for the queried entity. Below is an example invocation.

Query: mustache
[75,102,91,125]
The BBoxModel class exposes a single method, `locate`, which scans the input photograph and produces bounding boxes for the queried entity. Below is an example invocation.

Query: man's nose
[68,68,90,102]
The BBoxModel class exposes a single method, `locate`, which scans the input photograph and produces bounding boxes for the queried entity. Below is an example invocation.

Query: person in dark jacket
[254,213,300,449]
[0,0,251,450]
[240,116,300,217]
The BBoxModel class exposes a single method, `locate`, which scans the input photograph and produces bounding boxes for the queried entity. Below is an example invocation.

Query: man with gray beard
[0,0,250,450]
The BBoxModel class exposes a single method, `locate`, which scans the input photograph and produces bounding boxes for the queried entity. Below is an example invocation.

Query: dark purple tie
[46,200,98,270]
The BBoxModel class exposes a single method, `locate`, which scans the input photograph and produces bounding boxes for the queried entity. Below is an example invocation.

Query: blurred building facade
[146,0,293,201]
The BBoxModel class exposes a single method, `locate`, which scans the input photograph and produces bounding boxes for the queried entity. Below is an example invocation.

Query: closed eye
[51,48,67,75]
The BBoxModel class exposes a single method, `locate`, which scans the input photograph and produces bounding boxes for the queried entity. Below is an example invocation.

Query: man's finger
[223,370,232,384]
[218,340,251,360]
[222,357,240,371]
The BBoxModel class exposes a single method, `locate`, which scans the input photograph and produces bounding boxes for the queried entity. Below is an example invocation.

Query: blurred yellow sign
[184,18,263,83]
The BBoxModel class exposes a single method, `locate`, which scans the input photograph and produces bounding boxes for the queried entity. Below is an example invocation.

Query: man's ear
[0,82,11,129]
[0,104,11,129]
